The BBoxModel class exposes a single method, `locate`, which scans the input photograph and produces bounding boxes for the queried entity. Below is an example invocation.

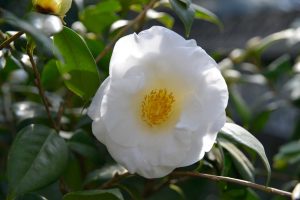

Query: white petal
[109,26,203,79]
[87,78,110,120]
[104,135,175,178]
[91,119,107,144]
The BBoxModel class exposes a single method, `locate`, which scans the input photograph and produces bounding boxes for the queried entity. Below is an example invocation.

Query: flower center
[141,88,175,127]
[35,2,59,14]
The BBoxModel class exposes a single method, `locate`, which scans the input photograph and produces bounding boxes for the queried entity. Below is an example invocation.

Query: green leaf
[68,130,102,163]
[63,189,124,200]
[273,141,300,169]
[146,10,174,29]
[41,60,62,91]
[0,9,60,58]
[219,138,255,182]
[53,27,100,100]
[80,0,121,33]
[7,124,68,198]
[250,106,276,133]
[219,123,271,184]
[264,55,291,81]
[63,153,83,191]
[192,3,223,29]
[169,0,195,37]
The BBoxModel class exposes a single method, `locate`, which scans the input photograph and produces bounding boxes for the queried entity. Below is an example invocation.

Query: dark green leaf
[169,0,195,36]
[63,153,83,191]
[229,87,252,126]
[273,141,300,169]
[264,55,291,81]
[250,107,275,133]
[35,181,63,200]
[0,9,60,58]
[219,138,255,182]
[219,123,271,184]
[63,189,124,200]
[53,27,100,100]
[7,124,68,198]
[192,3,223,29]
[68,130,102,163]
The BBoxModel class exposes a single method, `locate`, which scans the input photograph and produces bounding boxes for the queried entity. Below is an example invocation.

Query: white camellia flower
[32,0,72,18]
[88,26,228,178]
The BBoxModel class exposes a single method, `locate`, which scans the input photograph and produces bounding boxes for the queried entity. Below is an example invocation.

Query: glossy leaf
[219,123,271,184]
[0,9,60,58]
[169,0,195,36]
[63,189,124,200]
[7,124,68,198]
[53,27,100,100]
[192,3,223,29]
[146,10,174,29]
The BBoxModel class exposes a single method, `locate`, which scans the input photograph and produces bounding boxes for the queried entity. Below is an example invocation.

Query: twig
[56,91,73,130]
[27,46,59,132]
[171,171,292,198]
[100,172,131,189]
[0,31,24,50]
[95,0,158,63]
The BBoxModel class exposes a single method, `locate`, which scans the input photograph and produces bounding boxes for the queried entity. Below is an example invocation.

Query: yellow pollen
[141,88,175,127]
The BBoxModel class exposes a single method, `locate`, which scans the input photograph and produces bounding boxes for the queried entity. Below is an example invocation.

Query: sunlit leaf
[53,27,100,100]
[79,0,121,33]
[192,3,223,29]
[219,123,271,184]
[7,124,68,198]
[146,9,174,28]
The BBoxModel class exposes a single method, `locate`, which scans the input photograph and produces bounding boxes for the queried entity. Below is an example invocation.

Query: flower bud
[32,0,72,18]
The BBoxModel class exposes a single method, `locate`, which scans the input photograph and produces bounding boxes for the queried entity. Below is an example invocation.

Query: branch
[99,172,131,189]
[171,171,292,198]
[95,0,158,63]
[0,31,24,50]
[27,46,59,132]
[56,91,73,130]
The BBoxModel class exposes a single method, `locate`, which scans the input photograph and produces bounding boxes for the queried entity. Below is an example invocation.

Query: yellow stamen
[141,88,175,127]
